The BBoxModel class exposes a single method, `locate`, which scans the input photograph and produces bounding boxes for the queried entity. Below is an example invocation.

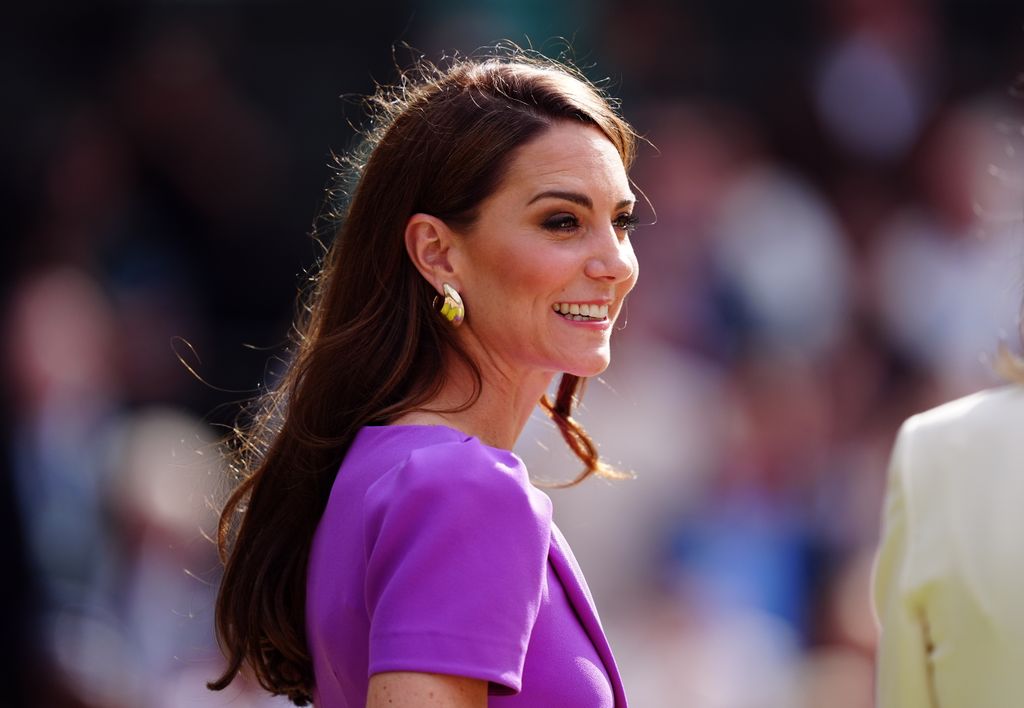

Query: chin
[563,352,612,378]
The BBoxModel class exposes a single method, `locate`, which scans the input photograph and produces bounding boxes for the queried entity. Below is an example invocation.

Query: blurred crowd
[3,1,1023,706]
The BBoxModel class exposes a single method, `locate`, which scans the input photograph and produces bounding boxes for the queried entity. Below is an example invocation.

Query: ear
[404,213,461,294]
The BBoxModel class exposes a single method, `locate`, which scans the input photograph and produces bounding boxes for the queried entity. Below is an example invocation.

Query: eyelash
[542,212,640,234]
[615,213,641,232]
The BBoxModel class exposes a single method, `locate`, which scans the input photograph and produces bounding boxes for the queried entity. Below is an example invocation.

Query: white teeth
[553,303,610,319]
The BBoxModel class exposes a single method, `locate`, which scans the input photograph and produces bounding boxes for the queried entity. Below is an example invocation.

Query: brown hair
[207,49,637,704]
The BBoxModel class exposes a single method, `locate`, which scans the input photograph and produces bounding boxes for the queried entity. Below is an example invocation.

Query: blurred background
[3,1,1024,706]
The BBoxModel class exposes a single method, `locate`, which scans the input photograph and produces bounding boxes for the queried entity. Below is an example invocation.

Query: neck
[393,346,554,451]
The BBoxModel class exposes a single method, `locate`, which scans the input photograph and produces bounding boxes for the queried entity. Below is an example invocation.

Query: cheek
[483,244,569,301]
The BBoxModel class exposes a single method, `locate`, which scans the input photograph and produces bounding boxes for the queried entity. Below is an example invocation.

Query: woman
[873,356,1024,706]
[208,51,639,707]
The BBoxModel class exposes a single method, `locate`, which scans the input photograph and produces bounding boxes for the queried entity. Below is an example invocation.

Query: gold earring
[435,283,464,326]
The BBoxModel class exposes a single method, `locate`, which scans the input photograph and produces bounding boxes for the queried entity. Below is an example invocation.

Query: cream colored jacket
[873,385,1024,708]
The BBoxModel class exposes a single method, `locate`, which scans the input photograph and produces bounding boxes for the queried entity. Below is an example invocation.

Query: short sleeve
[872,419,934,708]
[362,438,553,693]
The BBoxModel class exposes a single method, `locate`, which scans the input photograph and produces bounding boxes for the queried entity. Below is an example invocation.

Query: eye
[541,213,580,231]
[613,212,640,233]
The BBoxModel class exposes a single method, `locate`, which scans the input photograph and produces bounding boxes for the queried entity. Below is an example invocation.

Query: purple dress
[306,424,628,707]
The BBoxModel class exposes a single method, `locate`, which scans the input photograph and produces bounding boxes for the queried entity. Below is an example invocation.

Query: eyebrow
[527,190,635,211]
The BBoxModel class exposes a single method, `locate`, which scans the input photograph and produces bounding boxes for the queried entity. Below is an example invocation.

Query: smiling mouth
[552,302,609,322]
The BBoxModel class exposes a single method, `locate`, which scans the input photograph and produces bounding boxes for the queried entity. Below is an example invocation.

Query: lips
[552,302,609,321]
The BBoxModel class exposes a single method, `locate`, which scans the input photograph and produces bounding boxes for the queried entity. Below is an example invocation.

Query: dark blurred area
[3,1,1022,706]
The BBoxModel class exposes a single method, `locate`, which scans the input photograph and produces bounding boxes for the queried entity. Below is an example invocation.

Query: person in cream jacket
[873,383,1024,707]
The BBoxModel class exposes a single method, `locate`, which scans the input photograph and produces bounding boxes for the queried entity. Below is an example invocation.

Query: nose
[584,231,637,285]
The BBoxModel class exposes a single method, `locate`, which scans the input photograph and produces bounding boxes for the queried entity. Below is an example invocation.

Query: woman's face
[453,121,639,379]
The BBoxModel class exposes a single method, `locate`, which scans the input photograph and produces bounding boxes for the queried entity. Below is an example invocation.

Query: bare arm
[366,672,487,708]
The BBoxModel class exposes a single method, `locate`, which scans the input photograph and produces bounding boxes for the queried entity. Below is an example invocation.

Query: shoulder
[897,385,1024,455]
[889,385,1024,517]
[403,436,533,493]
[370,434,543,505]
[363,433,552,533]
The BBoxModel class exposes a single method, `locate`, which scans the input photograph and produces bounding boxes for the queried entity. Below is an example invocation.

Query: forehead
[500,122,630,201]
